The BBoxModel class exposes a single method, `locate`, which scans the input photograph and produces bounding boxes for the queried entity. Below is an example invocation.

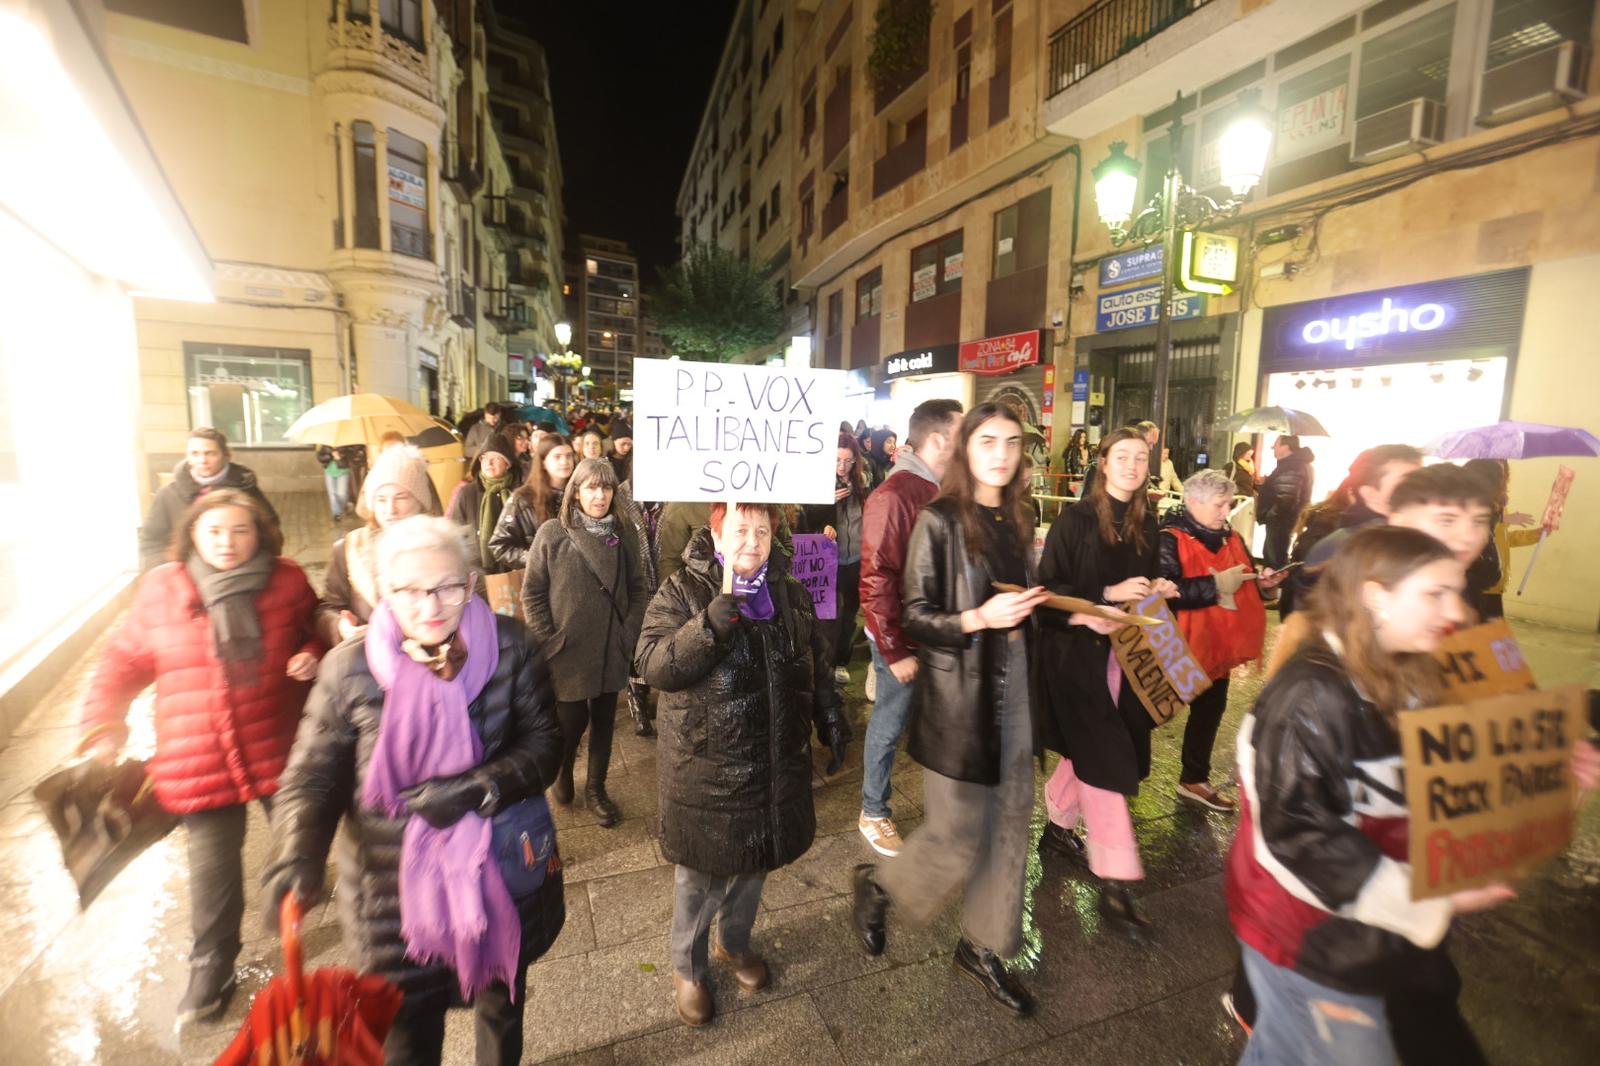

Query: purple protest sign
[790,533,838,620]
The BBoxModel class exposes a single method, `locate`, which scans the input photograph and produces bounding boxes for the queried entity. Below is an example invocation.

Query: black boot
[627,681,655,738]
[952,938,1035,1016]
[1038,822,1089,868]
[1098,881,1153,941]
[586,782,620,828]
[550,750,576,806]
[851,863,888,956]
[176,957,237,1025]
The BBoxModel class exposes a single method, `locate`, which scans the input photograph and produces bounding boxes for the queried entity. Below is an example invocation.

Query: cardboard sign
[1398,685,1583,900]
[1435,620,1536,702]
[993,582,1160,626]
[633,359,847,504]
[1109,592,1213,726]
[791,533,838,620]
[482,569,525,622]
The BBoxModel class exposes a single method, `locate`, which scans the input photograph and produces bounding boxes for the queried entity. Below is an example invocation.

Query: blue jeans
[324,471,350,518]
[861,641,914,819]
[1239,942,1398,1066]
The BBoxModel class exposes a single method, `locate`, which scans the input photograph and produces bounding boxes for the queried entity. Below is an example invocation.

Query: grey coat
[521,516,648,702]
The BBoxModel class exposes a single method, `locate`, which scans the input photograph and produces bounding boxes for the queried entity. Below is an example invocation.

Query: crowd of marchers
[78,397,1599,1066]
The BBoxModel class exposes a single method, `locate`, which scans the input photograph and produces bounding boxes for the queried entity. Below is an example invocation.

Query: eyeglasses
[390,582,470,608]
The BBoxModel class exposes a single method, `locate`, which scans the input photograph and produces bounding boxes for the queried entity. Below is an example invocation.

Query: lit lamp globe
[1093,142,1141,230]
[554,320,572,347]
[1218,95,1274,198]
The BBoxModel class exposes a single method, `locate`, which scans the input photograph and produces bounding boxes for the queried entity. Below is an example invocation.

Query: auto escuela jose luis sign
[1096,284,1205,332]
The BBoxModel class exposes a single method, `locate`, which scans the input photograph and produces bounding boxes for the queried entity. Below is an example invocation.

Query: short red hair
[708,502,783,535]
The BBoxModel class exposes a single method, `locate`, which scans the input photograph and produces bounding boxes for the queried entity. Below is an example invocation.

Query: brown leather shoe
[711,938,770,992]
[673,973,714,1027]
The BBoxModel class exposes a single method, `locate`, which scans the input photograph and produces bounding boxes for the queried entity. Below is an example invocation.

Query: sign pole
[1150,97,1183,472]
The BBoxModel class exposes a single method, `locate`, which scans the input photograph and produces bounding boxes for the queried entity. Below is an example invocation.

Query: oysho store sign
[960,329,1041,375]
[1261,270,1531,372]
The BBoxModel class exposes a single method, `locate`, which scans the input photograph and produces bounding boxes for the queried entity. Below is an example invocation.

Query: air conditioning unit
[1478,41,1589,126]
[1350,97,1446,165]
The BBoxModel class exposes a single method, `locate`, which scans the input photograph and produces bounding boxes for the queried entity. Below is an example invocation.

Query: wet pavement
[0,492,1596,1064]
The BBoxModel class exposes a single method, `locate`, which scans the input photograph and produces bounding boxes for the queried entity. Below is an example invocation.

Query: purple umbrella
[1425,421,1600,460]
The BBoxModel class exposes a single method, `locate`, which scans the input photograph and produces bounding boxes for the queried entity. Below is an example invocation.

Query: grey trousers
[877,634,1034,957]
[670,865,767,980]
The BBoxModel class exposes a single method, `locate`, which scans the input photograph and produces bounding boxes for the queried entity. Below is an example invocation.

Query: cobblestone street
[0,493,1595,1065]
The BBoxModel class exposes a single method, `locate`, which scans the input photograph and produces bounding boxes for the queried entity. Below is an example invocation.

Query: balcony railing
[1047,0,1215,98]
[821,186,848,238]
[872,126,926,198]
[391,223,433,260]
[823,79,851,167]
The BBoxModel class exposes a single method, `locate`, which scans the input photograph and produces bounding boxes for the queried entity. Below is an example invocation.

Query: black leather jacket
[486,489,562,572]
[901,498,1038,786]
[262,616,566,991]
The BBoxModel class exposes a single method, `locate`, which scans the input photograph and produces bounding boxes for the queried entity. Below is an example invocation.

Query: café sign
[959,330,1040,376]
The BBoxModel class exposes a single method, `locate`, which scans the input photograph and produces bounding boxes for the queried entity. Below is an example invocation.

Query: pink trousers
[1043,654,1143,881]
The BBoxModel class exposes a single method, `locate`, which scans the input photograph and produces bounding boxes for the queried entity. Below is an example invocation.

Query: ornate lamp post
[1092,91,1272,462]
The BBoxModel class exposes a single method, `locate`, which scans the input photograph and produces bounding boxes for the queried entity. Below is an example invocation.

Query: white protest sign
[633,358,848,504]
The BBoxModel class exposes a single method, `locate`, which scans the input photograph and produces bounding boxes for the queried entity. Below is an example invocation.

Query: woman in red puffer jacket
[80,490,328,1027]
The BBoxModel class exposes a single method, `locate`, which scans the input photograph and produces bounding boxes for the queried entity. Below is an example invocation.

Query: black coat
[521,517,647,702]
[636,528,848,877]
[139,460,278,570]
[263,616,566,995]
[1036,496,1160,794]
[486,489,562,573]
[900,498,1039,786]
[1257,447,1316,530]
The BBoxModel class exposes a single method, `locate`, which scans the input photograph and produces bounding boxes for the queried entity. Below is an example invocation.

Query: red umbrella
[214,896,403,1066]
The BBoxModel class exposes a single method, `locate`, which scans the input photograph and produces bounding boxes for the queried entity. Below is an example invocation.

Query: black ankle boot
[550,753,575,806]
[1098,881,1153,940]
[1038,822,1089,867]
[586,782,620,828]
[952,938,1035,1016]
[851,863,889,956]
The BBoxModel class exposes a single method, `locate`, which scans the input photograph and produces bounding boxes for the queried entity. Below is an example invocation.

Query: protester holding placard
[802,433,867,685]
[1158,470,1289,812]
[487,434,575,572]
[1034,428,1177,937]
[637,501,849,1027]
[520,459,647,828]
[851,404,1050,1017]
[1227,525,1517,1066]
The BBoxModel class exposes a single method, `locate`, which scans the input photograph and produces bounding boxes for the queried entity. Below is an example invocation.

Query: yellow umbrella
[284,393,439,448]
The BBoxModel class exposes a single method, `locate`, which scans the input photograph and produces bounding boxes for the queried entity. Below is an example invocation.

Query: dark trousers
[183,796,272,971]
[384,969,528,1066]
[557,692,619,788]
[1263,520,1293,571]
[832,560,862,668]
[1180,677,1230,785]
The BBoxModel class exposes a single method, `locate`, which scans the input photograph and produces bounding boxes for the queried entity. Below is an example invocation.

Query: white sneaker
[858,813,904,857]
[864,665,877,702]
[833,666,851,686]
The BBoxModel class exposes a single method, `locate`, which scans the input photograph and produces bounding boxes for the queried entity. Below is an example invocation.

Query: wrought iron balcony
[1047,0,1216,98]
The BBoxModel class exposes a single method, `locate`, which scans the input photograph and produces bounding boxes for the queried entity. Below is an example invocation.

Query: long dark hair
[516,433,573,524]
[934,403,1035,560]
[1086,428,1151,551]
[836,432,868,504]
[1305,525,1453,723]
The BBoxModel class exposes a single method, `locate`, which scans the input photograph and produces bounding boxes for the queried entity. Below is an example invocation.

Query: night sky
[525,1,740,281]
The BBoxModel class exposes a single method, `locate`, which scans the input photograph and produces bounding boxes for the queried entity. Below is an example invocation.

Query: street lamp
[1092,91,1272,463]
[554,320,572,347]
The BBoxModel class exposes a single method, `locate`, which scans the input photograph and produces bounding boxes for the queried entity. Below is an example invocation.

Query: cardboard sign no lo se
[632,358,847,504]
[1110,593,1212,726]
[791,533,838,620]
[1398,684,1583,901]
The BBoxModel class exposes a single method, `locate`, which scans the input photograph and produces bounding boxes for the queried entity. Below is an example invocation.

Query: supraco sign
[1299,297,1450,350]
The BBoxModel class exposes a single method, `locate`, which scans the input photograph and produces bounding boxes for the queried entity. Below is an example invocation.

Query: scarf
[185,552,274,682]
[477,473,514,567]
[190,463,232,489]
[577,511,618,544]
[361,598,521,1000]
[344,527,381,617]
[716,554,775,620]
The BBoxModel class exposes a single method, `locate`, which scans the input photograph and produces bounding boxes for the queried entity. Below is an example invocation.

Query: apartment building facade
[566,235,642,402]
[101,0,564,493]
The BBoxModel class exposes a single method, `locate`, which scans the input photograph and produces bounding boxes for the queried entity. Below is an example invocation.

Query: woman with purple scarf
[263,517,566,1066]
[637,501,852,1028]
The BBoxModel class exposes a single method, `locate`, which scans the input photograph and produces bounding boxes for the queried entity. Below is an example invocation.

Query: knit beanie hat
[479,433,517,467]
[609,419,633,441]
[364,444,437,513]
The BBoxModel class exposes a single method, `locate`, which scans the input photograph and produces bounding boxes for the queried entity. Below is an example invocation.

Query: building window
[910,231,963,302]
[105,0,248,42]
[989,4,1013,127]
[333,126,346,248]
[1355,4,1457,121]
[773,105,783,138]
[352,121,381,249]
[801,86,817,150]
[185,344,314,446]
[993,204,1018,278]
[758,203,769,235]
[1488,0,1593,69]
[827,290,844,335]
[857,268,883,321]
[774,17,784,55]
[386,128,431,259]
[379,0,424,50]
[770,183,781,219]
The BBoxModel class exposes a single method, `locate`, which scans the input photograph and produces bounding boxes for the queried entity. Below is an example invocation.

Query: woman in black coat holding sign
[1035,428,1178,936]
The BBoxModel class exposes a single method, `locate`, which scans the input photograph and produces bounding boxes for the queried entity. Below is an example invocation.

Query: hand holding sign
[975,587,1050,629]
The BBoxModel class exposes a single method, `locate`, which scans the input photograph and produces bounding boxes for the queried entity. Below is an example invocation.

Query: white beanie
[364,444,436,513]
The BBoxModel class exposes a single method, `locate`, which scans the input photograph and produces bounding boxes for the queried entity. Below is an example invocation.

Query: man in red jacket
[857,398,962,856]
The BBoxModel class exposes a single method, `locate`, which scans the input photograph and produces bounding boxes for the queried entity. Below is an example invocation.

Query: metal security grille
[1111,337,1221,475]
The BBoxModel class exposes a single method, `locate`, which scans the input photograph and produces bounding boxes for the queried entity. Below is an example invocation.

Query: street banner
[1109,592,1212,726]
[632,359,847,504]
[791,533,838,620]
[1435,620,1536,702]
[1398,684,1584,900]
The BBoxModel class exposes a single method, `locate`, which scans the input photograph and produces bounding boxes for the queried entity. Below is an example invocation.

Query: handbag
[482,568,526,621]
[489,793,558,899]
[33,749,179,908]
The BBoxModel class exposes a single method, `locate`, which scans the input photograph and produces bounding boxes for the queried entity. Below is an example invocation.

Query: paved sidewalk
[0,492,1595,1064]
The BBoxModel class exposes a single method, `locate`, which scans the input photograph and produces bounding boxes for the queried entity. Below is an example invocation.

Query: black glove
[262,859,324,933]
[824,738,849,777]
[706,594,742,641]
[400,771,491,829]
